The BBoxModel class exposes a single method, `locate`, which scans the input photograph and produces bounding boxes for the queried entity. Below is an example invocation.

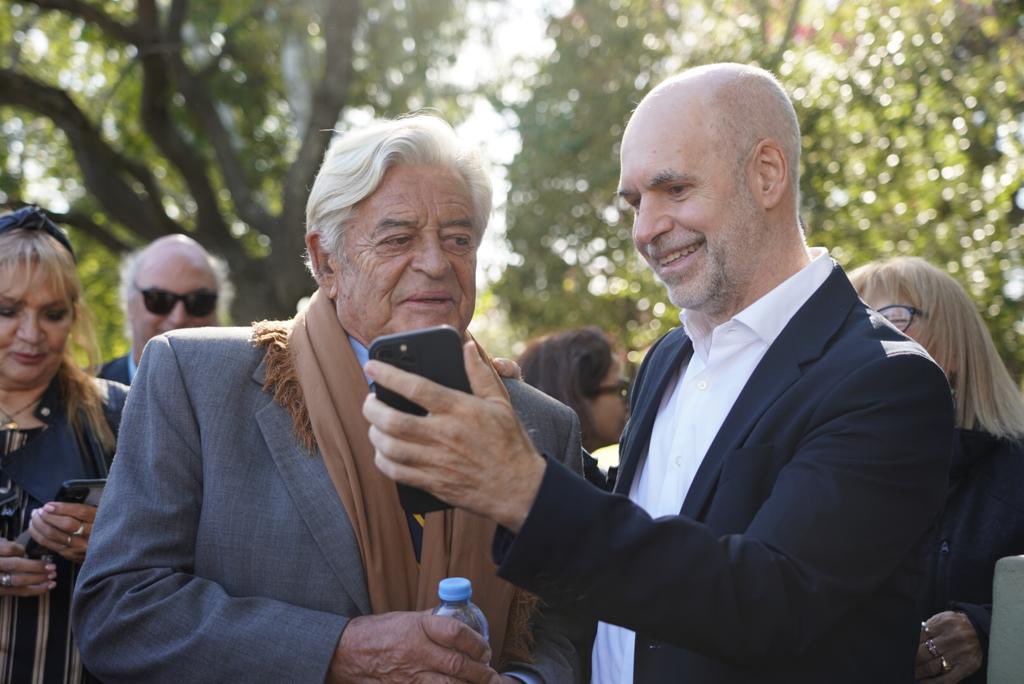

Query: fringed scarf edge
[249,319,537,666]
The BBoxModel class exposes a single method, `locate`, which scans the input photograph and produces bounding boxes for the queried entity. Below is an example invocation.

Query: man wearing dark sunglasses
[99,235,233,384]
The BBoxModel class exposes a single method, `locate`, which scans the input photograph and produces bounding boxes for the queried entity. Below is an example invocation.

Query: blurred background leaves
[1,0,1022,378]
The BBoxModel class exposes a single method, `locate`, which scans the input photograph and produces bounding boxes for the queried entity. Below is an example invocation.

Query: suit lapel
[615,329,693,495]
[252,361,371,615]
[680,265,859,519]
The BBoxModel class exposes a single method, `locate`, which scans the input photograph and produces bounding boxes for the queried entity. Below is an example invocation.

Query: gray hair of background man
[117,234,235,330]
[304,113,493,273]
[650,62,803,209]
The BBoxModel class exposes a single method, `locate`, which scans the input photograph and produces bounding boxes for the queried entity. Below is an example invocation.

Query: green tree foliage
[496,0,1024,376]
[0,0,477,355]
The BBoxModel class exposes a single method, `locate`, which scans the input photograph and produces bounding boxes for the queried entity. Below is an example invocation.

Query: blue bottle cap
[438,577,472,602]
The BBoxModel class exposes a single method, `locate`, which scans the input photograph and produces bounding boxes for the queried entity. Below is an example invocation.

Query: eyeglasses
[592,379,629,402]
[138,287,218,317]
[877,304,926,332]
[0,206,75,260]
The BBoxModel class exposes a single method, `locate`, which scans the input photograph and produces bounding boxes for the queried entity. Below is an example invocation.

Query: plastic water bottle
[431,577,489,642]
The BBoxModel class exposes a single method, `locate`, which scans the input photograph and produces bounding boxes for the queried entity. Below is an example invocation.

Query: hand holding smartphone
[369,325,471,514]
[20,478,105,558]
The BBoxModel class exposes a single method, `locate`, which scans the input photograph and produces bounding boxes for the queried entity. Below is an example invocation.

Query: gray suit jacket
[72,327,584,683]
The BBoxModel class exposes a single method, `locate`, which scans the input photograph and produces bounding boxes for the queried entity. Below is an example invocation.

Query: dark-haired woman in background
[0,208,126,683]
[851,256,1024,684]
[519,327,629,489]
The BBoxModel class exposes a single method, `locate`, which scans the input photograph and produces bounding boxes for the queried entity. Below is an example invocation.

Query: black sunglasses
[138,287,218,317]
[0,206,75,260]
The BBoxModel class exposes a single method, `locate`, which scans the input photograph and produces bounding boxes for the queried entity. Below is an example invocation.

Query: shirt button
[40,407,51,417]
[696,380,708,390]
[940,540,950,554]
[674,455,683,467]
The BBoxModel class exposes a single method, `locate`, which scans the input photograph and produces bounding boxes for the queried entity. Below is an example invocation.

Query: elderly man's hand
[328,610,501,683]
[364,342,546,533]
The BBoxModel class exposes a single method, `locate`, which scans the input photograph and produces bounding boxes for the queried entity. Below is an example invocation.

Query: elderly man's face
[128,245,219,362]
[619,92,761,320]
[325,164,479,345]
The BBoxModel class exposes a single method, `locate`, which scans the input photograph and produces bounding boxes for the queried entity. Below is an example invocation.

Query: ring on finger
[921,620,931,635]
[941,655,952,673]
[71,523,85,537]
[0,572,11,587]
[925,638,940,658]
[64,535,71,548]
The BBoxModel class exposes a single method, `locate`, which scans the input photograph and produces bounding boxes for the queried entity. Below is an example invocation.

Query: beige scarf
[253,290,533,664]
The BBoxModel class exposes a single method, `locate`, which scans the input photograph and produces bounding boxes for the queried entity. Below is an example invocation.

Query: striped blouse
[0,428,90,684]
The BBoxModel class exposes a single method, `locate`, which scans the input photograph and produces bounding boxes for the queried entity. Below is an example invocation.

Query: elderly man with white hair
[73,115,584,683]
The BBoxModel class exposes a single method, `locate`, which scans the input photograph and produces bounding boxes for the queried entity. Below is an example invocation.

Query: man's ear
[305,231,338,294]
[748,138,789,210]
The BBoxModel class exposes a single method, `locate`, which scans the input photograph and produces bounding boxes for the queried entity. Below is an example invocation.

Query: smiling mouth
[657,241,703,268]
[404,296,454,305]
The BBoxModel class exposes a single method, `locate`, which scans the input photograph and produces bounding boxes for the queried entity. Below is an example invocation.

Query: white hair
[118,234,235,326]
[304,113,492,273]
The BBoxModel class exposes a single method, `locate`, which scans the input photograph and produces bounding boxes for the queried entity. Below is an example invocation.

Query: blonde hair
[0,228,114,451]
[849,256,1024,439]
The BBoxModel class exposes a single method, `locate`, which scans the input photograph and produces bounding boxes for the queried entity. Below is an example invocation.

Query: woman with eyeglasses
[850,256,1024,684]
[0,207,127,683]
[518,327,630,490]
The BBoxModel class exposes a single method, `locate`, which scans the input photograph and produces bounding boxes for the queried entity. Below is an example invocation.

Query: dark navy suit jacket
[99,354,132,385]
[494,265,954,683]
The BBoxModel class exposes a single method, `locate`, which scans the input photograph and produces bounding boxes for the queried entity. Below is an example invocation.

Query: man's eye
[667,184,688,197]
[378,235,413,250]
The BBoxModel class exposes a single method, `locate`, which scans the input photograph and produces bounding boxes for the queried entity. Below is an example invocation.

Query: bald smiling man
[363,63,954,682]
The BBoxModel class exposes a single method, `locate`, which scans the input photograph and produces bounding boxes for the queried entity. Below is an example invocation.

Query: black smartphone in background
[17,478,106,557]
[56,478,106,507]
[369,325,472,514]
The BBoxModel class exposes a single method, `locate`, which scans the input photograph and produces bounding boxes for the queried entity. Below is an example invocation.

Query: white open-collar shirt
[592,247,833,683]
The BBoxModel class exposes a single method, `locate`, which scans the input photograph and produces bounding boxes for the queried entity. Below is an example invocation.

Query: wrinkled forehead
[355,164,476,223]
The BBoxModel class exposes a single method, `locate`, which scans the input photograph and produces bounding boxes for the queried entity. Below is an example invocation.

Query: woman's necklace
[0,397,41,431]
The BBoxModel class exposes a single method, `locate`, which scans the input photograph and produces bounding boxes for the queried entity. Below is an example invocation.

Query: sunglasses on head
[0,206,76,260]
[138,287,218,317]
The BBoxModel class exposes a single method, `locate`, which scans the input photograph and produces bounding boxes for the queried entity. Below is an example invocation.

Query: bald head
[627,63,801,201]
[619,63,810,324]
[119,234,233,362]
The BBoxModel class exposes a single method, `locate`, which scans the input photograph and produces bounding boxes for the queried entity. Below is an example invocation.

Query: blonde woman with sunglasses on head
[851,256,1024,684]
[0,207,127,683]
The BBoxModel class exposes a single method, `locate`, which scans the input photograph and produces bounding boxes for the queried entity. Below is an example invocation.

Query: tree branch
[6,200,135,253]
[131,1,238,258]
[167,2,276,234]
[768,0,804,72]
[282,0,361,233]
[20,0,139,44]
[0,69,175,242]
[167,0,188,41]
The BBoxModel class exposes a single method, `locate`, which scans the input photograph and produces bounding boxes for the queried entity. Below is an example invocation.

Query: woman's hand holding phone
[28,501,96,564]
[0,538,56,597]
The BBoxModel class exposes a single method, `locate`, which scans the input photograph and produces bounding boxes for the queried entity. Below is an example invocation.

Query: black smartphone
[18,478,106,557]
[369,325,472,514]
[56,478,106,506]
